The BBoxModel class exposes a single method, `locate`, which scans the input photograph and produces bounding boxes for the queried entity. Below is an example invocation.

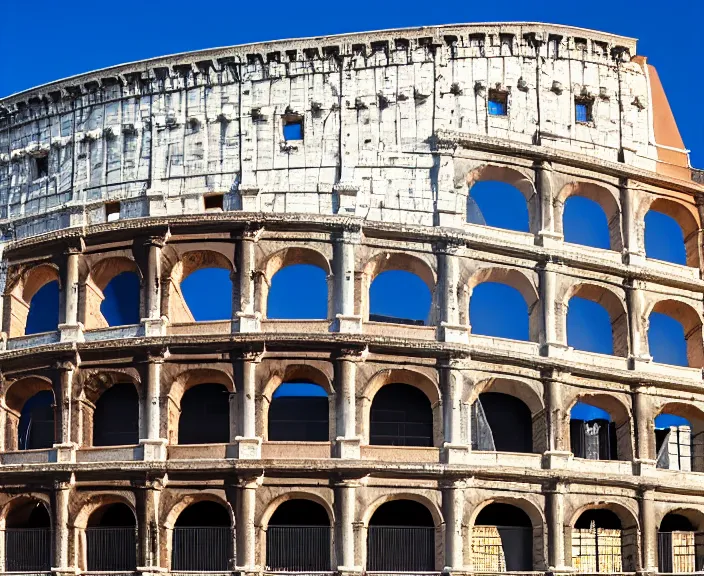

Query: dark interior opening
[267,500,330,572]
[575,509,622,530]
[570,418,618,460]
[93,384,139,447]
[18,390,55,450]
[475,503,532,527]
[86,503,136,571]
[204,194,224,211]
[176,501,231,527]
[5,502,51,572]
[268,382,329,441]
[370,383,433,447]
[369,500,434,527]
[473,392,532,453]
[269,500,329,526]
[474,503,533,571]
[172,501,232,571]
[178,383,230,445]
[660,513,695,532]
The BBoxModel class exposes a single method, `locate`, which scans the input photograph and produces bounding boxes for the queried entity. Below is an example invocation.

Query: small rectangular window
[35,155,49,179]
[204,193,224,211]
[283,117,303,141]
[106,201,121,222]
[575,99,593,123]
[488,90,508,116]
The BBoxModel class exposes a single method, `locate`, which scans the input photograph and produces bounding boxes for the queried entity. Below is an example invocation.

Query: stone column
[336,480,361,572]
[539,261,561,355]
[136,479,163,570]
[546,482,567,570]
[333,228,362,333]
[621,178,645,265]
[234,227,261,332]
[52,360,76,462]
[536,160,560,247]
[52,476,73,572]
[235,476,261,573]
[234,350,262,458]
[142,237,166,336]
[442,480,465,571]
[437,241,467,343]
[640,489,657,573]
[626,279,650,366]
[334,348,363,458]
[140,350,167,461]
[695,194,704,276]
[634,387,655,464]
[441,357,469,464]
[59,248,83,342]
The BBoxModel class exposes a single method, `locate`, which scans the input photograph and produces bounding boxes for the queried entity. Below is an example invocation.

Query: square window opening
[488,90,508,116]
[575,99,594,123]
[106,201,121,222]
[204,193,224,211]
[35,155,49,180]
[283,117,303,141]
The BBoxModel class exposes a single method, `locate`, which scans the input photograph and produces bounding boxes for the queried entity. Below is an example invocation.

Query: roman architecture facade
[0,21,703,576]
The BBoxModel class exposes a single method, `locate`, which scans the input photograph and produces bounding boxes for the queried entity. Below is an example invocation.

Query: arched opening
[266,499,331,571]
[471,392,532,453]
[86,503,137,571]
[658,513,703,573]
[645,210,687,265]
[178,384,229,445]
[25,280,60,335]
[649,312,688,366]
[370,384,433,447]
[18,390,54,450]
[470,282,529,340]
[567,297,615,355]
[655,412,698,472]
[100,272,141,326]
[472,503,533,571]
[369,270,431,325]
[4,500,51,571]
[180,268,233,321]
[268,264,328,320]
[172,501,232,571]
[570,402,618,461]
[563,196,611,250]
[367,499,435,571]
[93,384,139,447]
[467,181,530,232]
[268,382,329,441]
[572,509,624,573]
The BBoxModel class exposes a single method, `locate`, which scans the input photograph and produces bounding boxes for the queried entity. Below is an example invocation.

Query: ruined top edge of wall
[0,22,637,110]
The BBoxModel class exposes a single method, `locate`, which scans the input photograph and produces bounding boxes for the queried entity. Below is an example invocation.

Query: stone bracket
[52,443,77,463]
[333,437,361,459]
[439,322,469,344]
[334,314,363,334]
[234,311,262,333]
[141,317,168,337]
[58,323,84,343]
[139,438,168,461]
[442,443,470,464]
[229,436,262,459]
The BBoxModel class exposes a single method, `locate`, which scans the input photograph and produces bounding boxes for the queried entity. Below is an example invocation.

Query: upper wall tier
[0,23,695,241]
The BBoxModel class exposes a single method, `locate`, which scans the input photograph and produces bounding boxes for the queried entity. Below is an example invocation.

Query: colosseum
[0,19,702,576]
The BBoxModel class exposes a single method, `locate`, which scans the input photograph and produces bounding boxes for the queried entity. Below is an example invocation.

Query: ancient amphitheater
[0,20,703,576]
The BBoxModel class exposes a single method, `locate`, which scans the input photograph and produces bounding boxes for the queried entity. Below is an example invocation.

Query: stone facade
[0,21,702,576]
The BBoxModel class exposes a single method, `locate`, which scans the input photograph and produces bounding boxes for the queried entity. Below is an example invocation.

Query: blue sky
[9,0,701,427]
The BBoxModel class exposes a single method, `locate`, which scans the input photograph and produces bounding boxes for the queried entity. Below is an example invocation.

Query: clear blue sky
[8,0,701,427]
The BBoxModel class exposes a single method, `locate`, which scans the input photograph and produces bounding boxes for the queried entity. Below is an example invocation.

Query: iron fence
[367,526,435,572]
[471,526,533,572]
[171,526,232,571]
[85,527,137,571]
[3,528,51,571]
[658,531,704,573]
[266,526,331,572]
[571,527,622,573]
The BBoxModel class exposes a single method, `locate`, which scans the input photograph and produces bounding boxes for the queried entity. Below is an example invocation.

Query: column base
[333,437,361,459]
[442,443,470,464]
[137,566,168,575]
[536,230,563,248]
[542,450,573,469]
[624,251,646,266]
[334,314,363,333]
[52,443,77,463]
[439,322,469,344]
[141,317,168,337]
[541,342,569,358]
[337,566,363,575]
[630,354,653,370]
[229,436,262,459]
[234,312,261,333]
[51,568,78,576]
[58,323,84,342]
[435,209,462,228]
[634,458,658,476]
[139,438,167,461]
[234,565,261,576]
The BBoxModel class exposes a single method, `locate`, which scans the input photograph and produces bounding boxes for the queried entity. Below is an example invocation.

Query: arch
[564,283,628,357]
[362,493,443,528]
[4,376,55,452]
[645,197,700,268]
[166,250,235,323]
[655,402,704,472]
[3,497,52,572]
[471,392,533,453]
[369,383,433,447]
[468,181,530,232]
[467,377,545,415]
[556,182,622,251]
[5,263,61,337]
[366,497,438,572]
[85,502,137,572]
[164,493,233,530]
[93,383,139,446]
[268,264,328,320]
[260,492,334,530]
[369,270,432,325]
[264,497,332,572]
[172,500,233,572]
[567,394,633,461]
[563,196,612,250]
[177,383,230,445]
[469,279,535,341]
[83,256,142,329]
[645,210,687,266]
[268,382,329,442]
[647,299,704,368]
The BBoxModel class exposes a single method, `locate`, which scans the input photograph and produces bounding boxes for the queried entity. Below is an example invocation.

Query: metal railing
[658,531,704,573]
[171,527,232,571]
[367,526,435,572]
[3,528,52,571]
[85,527,137,571]
[266,526,331,572]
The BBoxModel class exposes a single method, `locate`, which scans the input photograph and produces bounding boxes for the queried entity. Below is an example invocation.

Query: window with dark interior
[268,382,329,441]
[570,403,617,461]
[488,90,508,116]
[86,503,137,571]
[93,384,139,447]
[472,392,532,453]
[178,384,230,444]
[370,384,433,447]
[5,501,51,572]
[105,201,120,222]
[172,501,232,571]
[18,391,54,450]
[204,193,224,211]
[473,504,533,572]
[35,155,48,179]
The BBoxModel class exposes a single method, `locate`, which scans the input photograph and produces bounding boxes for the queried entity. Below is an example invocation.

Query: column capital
[62,237,85,255]
[540,367,569,381]
[236,224,264,242]
[236,474,264,489]
[336,345,368,363]
[235,346,265,363]
[433,237,465,255]
[438,354,471,371]
[53,359,77,373]
[144,347,169,363]
[334,224,363,244]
